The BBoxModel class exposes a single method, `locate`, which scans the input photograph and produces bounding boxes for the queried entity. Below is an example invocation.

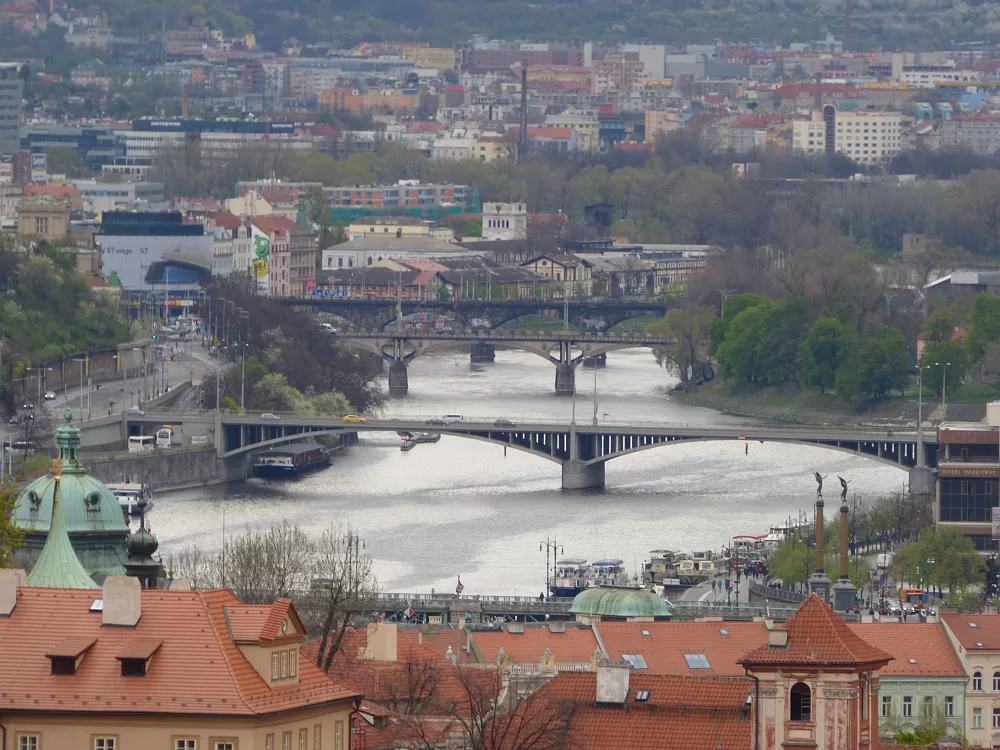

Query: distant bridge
[277,296,671,332]
[334,329,667,394]
[122,410,937,491]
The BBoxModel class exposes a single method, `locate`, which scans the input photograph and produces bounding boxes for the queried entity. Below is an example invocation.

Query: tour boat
[105,482,153,516]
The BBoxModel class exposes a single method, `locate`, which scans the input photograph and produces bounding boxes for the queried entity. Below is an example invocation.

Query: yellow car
[342,414,368,424]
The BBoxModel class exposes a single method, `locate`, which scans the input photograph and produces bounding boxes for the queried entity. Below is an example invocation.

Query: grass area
[948,382,1000,404]
[609,317,656,333]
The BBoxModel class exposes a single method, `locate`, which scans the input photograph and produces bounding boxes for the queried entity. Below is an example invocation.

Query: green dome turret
[569,586,673,622]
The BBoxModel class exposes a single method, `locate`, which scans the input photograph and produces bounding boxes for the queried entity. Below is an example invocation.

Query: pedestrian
[745,442,748,455]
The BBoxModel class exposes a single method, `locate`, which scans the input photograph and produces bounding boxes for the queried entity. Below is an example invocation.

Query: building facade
[0,63,23,156]
[482,202,528,241]
[942,613,1000,747]
[935,420,1000,550]
[792,106,903,165]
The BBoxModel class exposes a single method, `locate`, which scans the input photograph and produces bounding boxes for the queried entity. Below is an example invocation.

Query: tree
[798,315,851,393]
[968,293,1000,361]
[312,525,379,673]
[648,305,715,393]
[219,523,313,604]
[0,479,24,567]
[919,338,969,399]
[836,328,910,400]
[893,527,983,598]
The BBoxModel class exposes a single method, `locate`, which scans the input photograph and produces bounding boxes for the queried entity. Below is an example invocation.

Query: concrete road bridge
[278,296,671,332]
[334,329,667,394]
[121,410,938,492]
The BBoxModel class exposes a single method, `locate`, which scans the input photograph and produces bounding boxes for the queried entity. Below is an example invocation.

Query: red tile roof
[0,587,359,716]
[398,626,472,663]
[942,613,1000,651]
[849,623,965,676]
[598,621,767,676]
[530,673,753,750]
[741,594,894,668]
[208,210,242,230]
[252,215,302,236]
[470,625,599,664]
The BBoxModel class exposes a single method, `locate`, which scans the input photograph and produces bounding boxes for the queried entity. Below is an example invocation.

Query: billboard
[96,234,213,292]
[250,226,271,295]
[30,153,46,182]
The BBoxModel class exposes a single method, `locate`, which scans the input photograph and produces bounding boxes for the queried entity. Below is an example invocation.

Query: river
[151,348,910,595]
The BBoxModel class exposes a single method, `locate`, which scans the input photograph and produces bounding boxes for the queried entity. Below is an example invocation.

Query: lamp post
[916,363,929,468]
[71,357,87,421]
[939,361,951,409]
[25,366,52,404]
[539,534,563,599]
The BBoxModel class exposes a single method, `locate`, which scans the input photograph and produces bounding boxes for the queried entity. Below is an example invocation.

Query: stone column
[833,499,857,610]
[388,360,408,396]
[561,460,605,490]
[555,363,575,394]
[808,497,831,602]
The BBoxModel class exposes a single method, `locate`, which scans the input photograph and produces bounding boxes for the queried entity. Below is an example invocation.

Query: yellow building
[0,572,360,750]
[521,252,593,294]
[347,215,430,240]
[402,47,456,72]
[544,108,600,152]
[645,109,681,143]
[17,194,71,239]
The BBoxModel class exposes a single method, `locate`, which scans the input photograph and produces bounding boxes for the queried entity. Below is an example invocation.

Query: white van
[128,435,155,453]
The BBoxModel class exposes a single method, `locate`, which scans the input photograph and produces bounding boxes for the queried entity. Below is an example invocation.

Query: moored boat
[253,442,332,477]
[105,482,153,516]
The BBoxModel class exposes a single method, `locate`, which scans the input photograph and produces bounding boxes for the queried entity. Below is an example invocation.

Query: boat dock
[400,433,442,451]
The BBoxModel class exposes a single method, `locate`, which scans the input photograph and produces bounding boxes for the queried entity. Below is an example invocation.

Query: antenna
[518,64,528,163]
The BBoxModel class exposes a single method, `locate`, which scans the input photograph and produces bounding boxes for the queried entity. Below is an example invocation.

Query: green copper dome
[27,478,98,589]
[13,410,129,579]
[569,587,673,620]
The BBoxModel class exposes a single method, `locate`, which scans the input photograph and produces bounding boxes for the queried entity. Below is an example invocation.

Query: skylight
[684,653,711,669]
[635,689,651,702]
[970,622,979,628]
[89,599,103,612]
[621,653,648,669]
[908,658,917,664]
[977,642,984,647]
[641,630,650,637]
[720,629,729,636]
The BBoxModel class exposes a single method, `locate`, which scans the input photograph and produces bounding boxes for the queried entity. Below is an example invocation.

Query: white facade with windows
[482,201,528,241]
[792,108,904,165]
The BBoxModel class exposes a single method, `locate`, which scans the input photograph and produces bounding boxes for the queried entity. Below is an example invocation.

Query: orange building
[319,88,418,114]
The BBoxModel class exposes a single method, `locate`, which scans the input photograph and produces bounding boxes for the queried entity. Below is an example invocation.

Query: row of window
[18,739,236,750]
[970,706,1000,729]
[881,695,955,718]
[271,648,299,681]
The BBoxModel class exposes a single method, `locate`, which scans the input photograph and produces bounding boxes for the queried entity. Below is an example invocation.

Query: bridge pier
[388,359,408,396]
[582,354,607,369]
[470,343,495,363]
[561,460,605,490]
[555,363,575,394]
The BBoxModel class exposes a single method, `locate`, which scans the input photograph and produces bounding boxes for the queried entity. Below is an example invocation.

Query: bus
[155,426,173,449]
[128,435,155,453]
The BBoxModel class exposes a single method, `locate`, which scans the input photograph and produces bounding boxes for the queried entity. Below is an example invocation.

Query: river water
[151,349,910,595]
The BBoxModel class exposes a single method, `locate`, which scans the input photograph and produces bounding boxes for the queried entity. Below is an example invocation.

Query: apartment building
[792,107,903,165]
[0,63,24,156]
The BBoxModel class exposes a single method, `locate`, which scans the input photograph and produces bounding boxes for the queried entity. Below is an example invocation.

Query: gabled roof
[0,587,359,716]
[741,594,894,668]
[252,215,303,236]
[529,673,753,750]
[225,598,301,644]
[598,621,767,676]
[848,623,965,676]
[470,624,599,664]
[942,613,1000,651]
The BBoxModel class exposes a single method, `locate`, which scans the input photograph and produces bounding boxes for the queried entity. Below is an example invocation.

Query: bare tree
[312,524,380,672]
[220,523,314,604]
[163,544,217,591]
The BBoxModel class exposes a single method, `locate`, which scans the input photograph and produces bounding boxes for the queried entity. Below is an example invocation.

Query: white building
[792,108,903,165]
[71,180,166,213]
[482,202,527,241]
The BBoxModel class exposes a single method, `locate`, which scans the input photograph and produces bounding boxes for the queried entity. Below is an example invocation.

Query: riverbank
[673,380,938,426]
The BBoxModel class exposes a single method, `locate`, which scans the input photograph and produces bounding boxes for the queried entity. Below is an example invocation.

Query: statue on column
[838,475,850,503]
[814,472,827,499]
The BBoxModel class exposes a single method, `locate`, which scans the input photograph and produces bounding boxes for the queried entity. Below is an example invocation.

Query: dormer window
[46,637,97,675]
[116,638,162,677]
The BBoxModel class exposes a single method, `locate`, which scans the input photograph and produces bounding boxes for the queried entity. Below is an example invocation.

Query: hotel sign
[939,466,1000,477]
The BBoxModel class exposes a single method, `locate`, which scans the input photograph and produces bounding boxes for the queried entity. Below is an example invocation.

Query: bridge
[121,410,938,492]
[335,329,667,394]
[278,296,671,332]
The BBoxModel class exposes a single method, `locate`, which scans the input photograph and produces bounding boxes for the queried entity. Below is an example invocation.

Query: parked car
[43,391,56,401]
[260,413,280,421]
[126,407,145,416]
[342,414,368,424]
[493,418,516,427]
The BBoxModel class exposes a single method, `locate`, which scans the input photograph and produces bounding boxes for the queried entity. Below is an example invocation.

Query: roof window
[969,622,978,628]
[635,689,651,702]
[621,653,648,669]
[641,630,650,637]
[116,638,162,677]
[908,658,917,664]
[684,653,711,670]
[977,642,984,647]
[90,599,104,612]
[720,629,729,636]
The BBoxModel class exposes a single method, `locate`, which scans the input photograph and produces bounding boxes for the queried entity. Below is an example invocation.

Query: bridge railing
[337,328,666,342]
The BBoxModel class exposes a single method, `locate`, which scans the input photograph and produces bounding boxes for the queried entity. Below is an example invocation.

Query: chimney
[0,569,26,616]
[102,576,142,627]
[366,621,397,662]
[506,622,525,634]
[767,623,788,648]
[596,659,630,704]
[548,621,566,634]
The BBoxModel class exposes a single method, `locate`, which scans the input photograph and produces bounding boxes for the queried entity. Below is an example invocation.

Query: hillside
[61,0,1000,52]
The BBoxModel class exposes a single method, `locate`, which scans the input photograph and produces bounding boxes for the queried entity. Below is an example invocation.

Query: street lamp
[916,363,930,469]
[71,356,88,421]
[939,361,951,409]
[25,367,52,404]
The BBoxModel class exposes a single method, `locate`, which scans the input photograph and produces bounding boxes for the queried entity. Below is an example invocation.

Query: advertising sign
[993,507,1000,541]
[30,153,46,182]
[96,234,213,291]
[250,226,271,295]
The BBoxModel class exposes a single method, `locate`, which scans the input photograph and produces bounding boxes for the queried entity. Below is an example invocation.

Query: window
[621,653,648,669]
[994,671,1000,691]
[683,653,711,669]
[790,682,811,722]
[213,742,235,750]
[974,671,983,691]
[881,696,891,717]
[289,649,297,677]
[994,708,1000,729]
[272,651,280,680]
[298,730,307,750]
[903,696,913,717]
[95,740,116,750]
[18,737,38,750]
[946,696,954,717]
[266,737,273,750]
[176,742,197,750]
[281,650,289,679]
[282,733,291,750]
[975,707,983,728]
[335,722,344,750]
[34,217,49,235]
[922,696,934,717]
[314,725,321,750]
